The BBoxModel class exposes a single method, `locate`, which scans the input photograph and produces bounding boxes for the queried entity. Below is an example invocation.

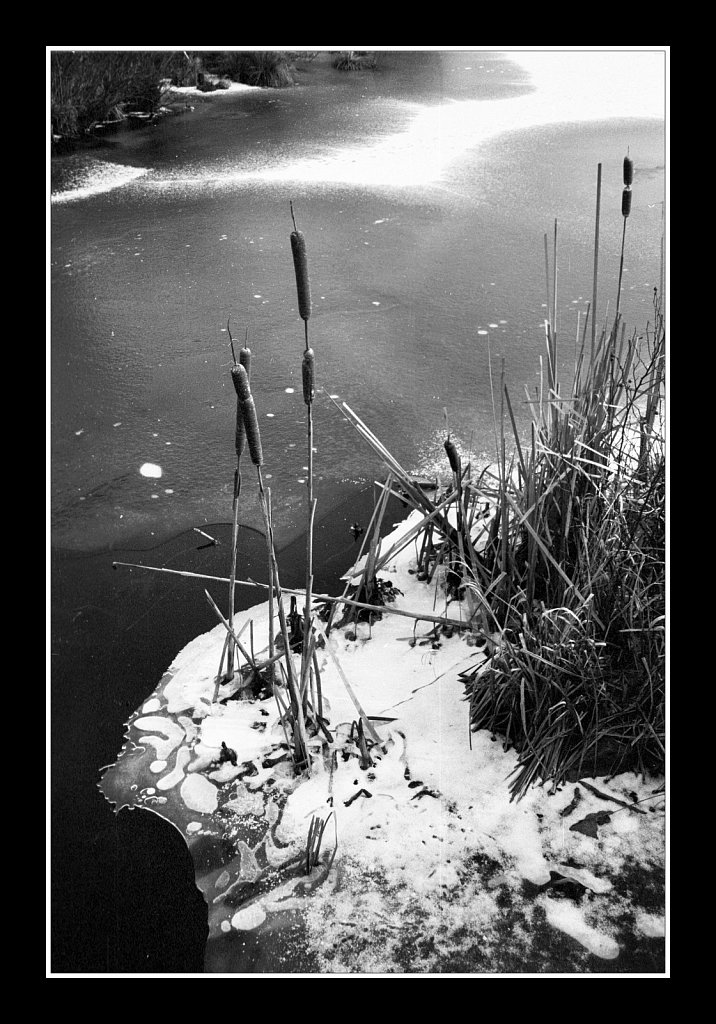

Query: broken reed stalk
[206,594,259,699]
[305,813,332,875]
[226,332,252,681]
[371,479,460,574]
[313,624,382,746]
[273,682,294,753]
[360,472,393,610]
[111,561,474,630]
[326,394,464,555]
[215,630,231,687]
[326,478,391,634]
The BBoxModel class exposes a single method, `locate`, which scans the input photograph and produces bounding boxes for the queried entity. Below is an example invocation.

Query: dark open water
[49,49,665,973]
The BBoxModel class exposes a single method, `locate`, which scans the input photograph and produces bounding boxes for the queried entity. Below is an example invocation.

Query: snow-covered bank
[165,82,259,98]
[50,80,260,205]
[100,509,665,974]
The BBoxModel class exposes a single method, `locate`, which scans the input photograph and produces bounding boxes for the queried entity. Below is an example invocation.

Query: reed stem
[591,163,602,360]
[615,214,628,326]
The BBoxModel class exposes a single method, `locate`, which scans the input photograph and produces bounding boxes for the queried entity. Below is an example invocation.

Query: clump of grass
[235,51,295,88]
[331,155,665,799]
[332,51,377,71]
[50,50,186,137]
[459,158,665,797]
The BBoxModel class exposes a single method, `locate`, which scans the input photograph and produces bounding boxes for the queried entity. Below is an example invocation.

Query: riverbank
[51,77,260,156]
[97,506,665,975]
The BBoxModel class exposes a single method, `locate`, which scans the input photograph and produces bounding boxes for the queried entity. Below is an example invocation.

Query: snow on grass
[166,82,258,97]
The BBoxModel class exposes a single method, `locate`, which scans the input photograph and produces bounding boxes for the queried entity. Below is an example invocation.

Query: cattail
[621,187,632,218]
[444,436,461,476]
[238,344,251,377]
[231,364,263,466]
[290,229,312,323]
[302,347,315,405]
[623,156,634,187]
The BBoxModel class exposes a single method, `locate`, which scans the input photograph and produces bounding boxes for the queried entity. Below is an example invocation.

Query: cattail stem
[543,232,551,334]
[615,214,628,326]
[551,217,558,398]
[302,497,317,684]
[256,465,310,773]
[226,342,252,680]
[266,488,275,667]
[225,467,242,680]
[591,163,602,361]
[302,383,315,640]
[552,218,558,340]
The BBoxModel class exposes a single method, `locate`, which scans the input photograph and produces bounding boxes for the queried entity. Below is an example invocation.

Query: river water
[49,49,666,974]
[50,49,665,553]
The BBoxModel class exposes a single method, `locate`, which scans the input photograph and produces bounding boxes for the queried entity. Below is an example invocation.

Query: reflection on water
[51,50,665,553]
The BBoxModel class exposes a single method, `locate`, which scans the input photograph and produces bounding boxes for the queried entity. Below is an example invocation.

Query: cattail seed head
[231,364,263,465]
[621,186,632,218]
[231,363,251,401]
[290,230,312,322]
[302,347,315,405]
[444,437,461,476]
[241,395,263,467]
[231,365,247,460]
[239,345,251,377]
[623,156,634,186]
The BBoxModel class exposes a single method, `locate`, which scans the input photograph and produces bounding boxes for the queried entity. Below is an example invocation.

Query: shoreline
[93,504,665,975]
[51,79,261,157]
